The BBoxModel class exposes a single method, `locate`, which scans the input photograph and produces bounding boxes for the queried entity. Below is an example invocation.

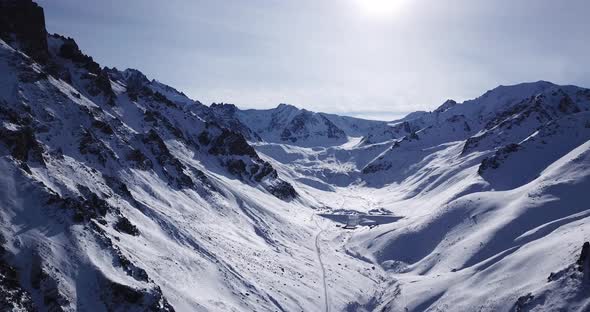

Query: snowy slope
[251,82,590,311]
[348,139,590,311]
[0,30,338,311]
[2,2,590,312]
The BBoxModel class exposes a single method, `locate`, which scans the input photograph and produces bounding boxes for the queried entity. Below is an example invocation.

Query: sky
[36,0,590,121]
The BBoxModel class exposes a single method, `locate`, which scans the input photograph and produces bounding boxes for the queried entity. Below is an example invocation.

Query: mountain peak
[485,80,557,97]
[276,103,298,110]
[434,99,458,113]
[122,68,149,82]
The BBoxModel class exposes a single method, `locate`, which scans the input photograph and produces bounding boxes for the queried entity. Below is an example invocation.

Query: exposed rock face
[46,186,112,223]
[321,115,346,139]
[100,278,175,312]
[114,216,140,236]
[279,111,346,142]
[577,241,590,273]
[56,35,101,74]
[122,68,150,90]
[46,34,116,103]
[558,93,580,114]
[267,181,298,201]
[0,0,48,62]
[140,130,195,189]
[478,143,520,174]
[362,160,392,174]
[434,99,458,113]
[513,293,534,312]
[0,126,45,164]
[127,148,153,170]
[194,103,262,141]
[208,129,258,158]
[78,129,116,166]
[0,234,35,312]
[92,70,116,99]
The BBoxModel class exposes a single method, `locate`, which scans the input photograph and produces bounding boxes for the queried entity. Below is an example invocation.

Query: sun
[355,0,406,17]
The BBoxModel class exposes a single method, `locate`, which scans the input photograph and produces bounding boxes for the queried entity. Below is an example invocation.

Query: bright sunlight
[354,0,407,17]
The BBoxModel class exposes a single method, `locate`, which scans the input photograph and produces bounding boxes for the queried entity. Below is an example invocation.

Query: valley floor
[257,136,590,312]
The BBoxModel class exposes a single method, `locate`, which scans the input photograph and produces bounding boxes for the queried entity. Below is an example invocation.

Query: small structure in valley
[344,215,360,229]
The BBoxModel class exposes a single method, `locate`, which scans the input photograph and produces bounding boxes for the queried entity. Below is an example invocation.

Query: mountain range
[1,1,590,311]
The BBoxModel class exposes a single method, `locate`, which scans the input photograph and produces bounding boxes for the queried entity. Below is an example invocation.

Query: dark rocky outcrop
[91,119,114,135]
[512,293,534,312]
[29,252,68,312]
[577,241,590,272]
[153,91,177,108]
[56,35,101,74]
[362,159,392,174]
[391,121,414,134]
[105,68,155,102]
[126,148,153,170]
[45,187,112,223]
[280,112,314,142]
[141,130,194,188]
[198,131,211,145]
[122,68,150,91]
[52,35,115,102]
[0,0,49,62]
[100,278,175,312]
[478,143,520,174]
[200,128,296,198]
[461,135,484,155]
[267,181,298,201]
[558,93,580,114]
[208,129,258,158]
[37,272,67,312]
[80,70,116,104]
[252,163,276,182]
[226,159,247,176]
[78,129,116,166]
[434,99,458,114]
[0,126,45,166]
[196,103,261,141]
[0,104,33,126]
[90,225,150,283]
[321,115,346,139]
[484,97,543,131]
[0,234,36,312]
[114,216,140,236]
[103,175,134,199]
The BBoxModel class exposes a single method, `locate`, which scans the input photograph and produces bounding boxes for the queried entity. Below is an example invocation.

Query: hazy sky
[37,0,590,120]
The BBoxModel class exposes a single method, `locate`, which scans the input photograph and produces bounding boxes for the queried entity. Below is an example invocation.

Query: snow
[1,24,590,312]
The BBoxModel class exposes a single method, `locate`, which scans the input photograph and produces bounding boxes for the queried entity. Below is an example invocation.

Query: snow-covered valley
[1,1,590,311]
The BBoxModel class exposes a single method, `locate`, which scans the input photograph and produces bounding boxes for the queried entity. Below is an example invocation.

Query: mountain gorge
[1,1,590,311]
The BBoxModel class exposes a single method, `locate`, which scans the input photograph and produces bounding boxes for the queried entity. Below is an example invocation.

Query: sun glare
[355,0,406,17]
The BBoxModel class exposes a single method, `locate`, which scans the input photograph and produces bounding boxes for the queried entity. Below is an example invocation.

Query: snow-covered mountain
[190,102,408,147]
[1,1,590,311]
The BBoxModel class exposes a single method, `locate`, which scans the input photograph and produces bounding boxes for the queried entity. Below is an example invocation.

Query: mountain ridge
[1,2,590,311]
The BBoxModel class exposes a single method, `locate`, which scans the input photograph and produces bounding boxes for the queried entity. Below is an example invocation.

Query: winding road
[314,217,330,312]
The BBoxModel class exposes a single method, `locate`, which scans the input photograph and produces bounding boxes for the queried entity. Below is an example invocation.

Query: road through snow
[314,216,330,312]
